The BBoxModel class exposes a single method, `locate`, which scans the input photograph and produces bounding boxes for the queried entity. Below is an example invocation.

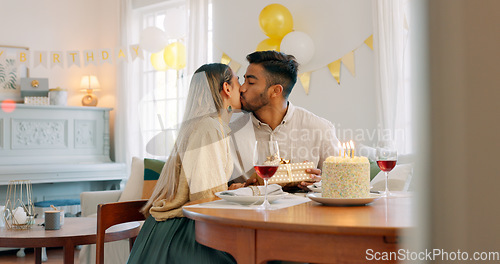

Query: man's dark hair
[246,51,299,99]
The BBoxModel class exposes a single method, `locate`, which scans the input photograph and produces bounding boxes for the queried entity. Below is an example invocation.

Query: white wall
[213,0,377,147]
[0,0,120,158]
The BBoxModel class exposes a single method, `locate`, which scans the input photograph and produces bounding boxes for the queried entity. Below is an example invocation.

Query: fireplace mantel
[0,104,126,185]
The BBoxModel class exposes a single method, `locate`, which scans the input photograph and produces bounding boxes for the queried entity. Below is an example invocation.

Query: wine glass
[376,142,398,197]
[253,141,280,210]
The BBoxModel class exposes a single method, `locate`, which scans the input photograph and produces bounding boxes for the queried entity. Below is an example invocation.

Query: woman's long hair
[142,63,233,216]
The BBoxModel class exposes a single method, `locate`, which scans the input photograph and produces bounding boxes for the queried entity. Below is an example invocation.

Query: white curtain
[373,0,410,153]
[115,0,211,165]
[115,0,142,165]
[187,0,210,75]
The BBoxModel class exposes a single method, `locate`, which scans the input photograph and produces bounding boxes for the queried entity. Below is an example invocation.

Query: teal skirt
[127,216,236,264]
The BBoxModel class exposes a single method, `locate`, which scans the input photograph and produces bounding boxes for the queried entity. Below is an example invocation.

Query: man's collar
[251,101,295,127]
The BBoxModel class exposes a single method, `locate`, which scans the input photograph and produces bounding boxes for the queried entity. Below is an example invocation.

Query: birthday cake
[322,156,370,198]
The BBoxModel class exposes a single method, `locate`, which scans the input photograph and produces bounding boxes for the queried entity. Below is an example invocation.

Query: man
[233,50,339,189]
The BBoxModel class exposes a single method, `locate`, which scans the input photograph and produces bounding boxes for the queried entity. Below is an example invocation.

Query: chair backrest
[96,199,147,264]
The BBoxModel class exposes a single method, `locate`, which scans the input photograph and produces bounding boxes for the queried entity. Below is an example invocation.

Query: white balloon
[280,31,315,65]
[140,27,168,53]
[164,7,186,39]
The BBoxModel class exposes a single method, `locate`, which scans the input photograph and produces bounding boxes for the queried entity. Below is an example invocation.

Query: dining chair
[96,199,148,264]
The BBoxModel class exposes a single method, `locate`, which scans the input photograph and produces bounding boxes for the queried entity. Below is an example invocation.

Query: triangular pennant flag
[327,59,341,84]
[50,51,64,68]
[99,49,113,64]
[341,51,355,77]
[115,46,128,63]
[228,60,241,74]
[221,53,231,65]
[298,72,311,95]
[16,50,29,67]
[404,15,409,31]
[66,51,81,67]
[83,50,97,66]
[364,35,374,50]
[129,45,143,61]
[34,51,48,68]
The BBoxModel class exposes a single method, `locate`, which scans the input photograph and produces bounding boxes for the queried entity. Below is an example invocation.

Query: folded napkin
[312,181,321,188]
[219,184,284,196]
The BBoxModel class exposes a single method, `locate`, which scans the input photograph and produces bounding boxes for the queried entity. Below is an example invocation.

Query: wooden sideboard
[0,104,126,201]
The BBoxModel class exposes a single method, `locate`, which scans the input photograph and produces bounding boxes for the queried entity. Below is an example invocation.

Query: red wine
[254,165,278,179]
[377,160,397,172]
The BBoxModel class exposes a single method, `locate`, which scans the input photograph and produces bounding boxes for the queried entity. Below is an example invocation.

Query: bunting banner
[220,34,373,94]
[0,44,150,70]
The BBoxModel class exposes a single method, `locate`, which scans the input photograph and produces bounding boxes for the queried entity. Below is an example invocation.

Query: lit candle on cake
[342,142,347,157]
[338,142,342,157]
[349,140,355,158]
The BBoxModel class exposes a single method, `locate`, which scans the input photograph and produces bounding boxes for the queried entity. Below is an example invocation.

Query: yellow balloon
[163,42,186,70]
[256,38,281,52]
[259,4,293,39]
[150,50,169,71]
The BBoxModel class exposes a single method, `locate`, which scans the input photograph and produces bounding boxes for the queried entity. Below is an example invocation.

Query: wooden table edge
[184,208,410,237]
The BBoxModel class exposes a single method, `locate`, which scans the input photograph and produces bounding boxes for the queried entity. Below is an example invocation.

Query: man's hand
[244,177,257,186]
[298,168,321,190]
[228,183,244,190]
[228,178,257,190]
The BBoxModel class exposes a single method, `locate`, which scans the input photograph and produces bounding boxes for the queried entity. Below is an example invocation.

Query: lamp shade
[80,75,100,90]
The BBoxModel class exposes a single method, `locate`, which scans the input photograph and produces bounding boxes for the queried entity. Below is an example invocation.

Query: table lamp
[80,75,100,106]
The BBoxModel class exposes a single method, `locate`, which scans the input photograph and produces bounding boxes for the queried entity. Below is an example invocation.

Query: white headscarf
[142,63,231,215]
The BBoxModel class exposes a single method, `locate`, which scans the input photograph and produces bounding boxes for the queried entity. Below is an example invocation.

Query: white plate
[307,185,322,193]
[215,192,288,205]
[306,193,380,206]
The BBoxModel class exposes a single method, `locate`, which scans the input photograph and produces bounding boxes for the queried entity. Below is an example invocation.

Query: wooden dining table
[0,217,140,264]
[183,196,413,264]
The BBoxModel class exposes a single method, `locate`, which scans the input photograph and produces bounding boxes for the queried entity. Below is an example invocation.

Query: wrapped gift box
[24,96,49,105]
[20,78,49,97]
[255,161,316,186]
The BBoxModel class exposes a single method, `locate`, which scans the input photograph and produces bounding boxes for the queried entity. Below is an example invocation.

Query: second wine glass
[253,141,280,210]
[376,142,398,197]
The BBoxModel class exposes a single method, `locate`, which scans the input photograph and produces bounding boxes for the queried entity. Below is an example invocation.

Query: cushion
[369,160,381,181]
[141,158,166,199]
[371,163,413,192]
[118,157,145,202]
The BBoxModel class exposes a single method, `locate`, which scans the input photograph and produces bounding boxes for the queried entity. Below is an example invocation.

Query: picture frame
[0,45,30,102]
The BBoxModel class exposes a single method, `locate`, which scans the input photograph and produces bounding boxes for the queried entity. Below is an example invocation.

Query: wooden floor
[0,248,80,264]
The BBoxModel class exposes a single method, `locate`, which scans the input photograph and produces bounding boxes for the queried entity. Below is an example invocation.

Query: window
[131,0,213,158]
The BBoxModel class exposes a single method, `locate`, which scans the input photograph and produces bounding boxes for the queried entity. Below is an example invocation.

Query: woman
[128,63,240,264]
